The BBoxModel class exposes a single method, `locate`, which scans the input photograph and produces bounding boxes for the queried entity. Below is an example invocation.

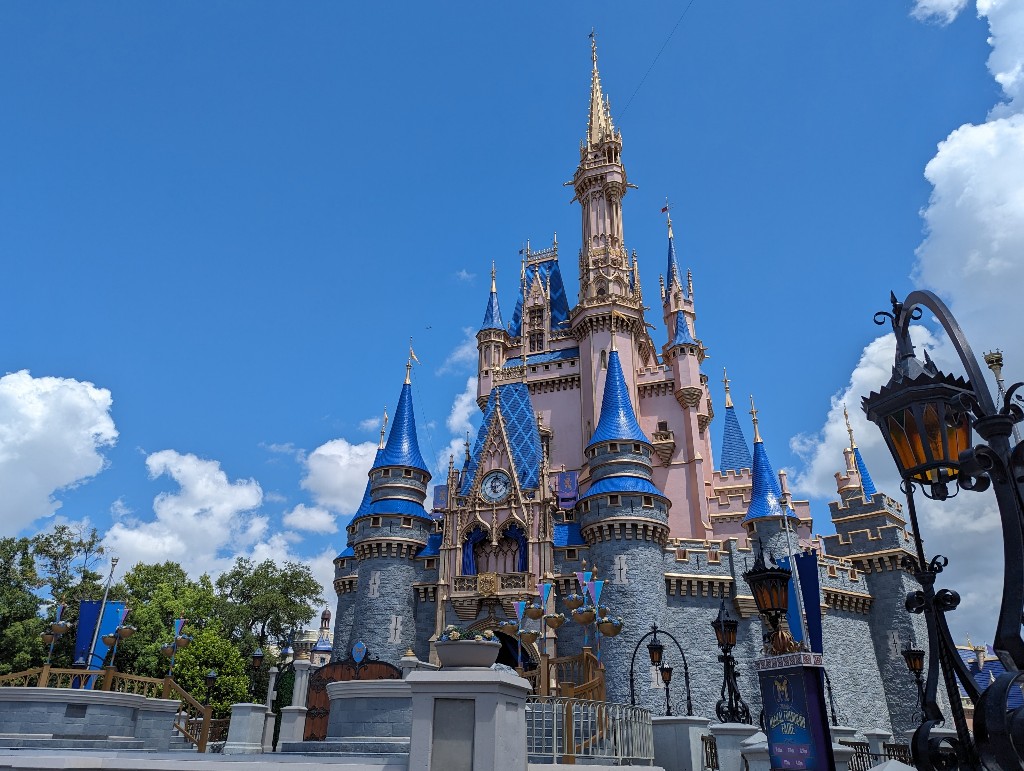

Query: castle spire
[664,213,683,302]
[379,366,429,472]
[717,370,752,473]
[587,29,614,146]
[588,349,648,447]
[480,262,504,331]
[749,394,762,444]
[743,398,786,521]
[843,403,877,498]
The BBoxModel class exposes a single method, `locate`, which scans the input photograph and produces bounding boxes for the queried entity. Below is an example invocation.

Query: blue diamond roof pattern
[336,545,354,560]
[957,647,1023,708]
[481,288,504,331]
[589,350,649,448]
[853,447,877,497]
[460,383,542,495]
[718,406,753,473]
[377,382,430,473]
[504,347,580,367]
[670,310,695,347]
[744,441,785,520]
[509,258,570,336]
[553,522,585,547]
[664,233,687,302]
[579,475,665,501]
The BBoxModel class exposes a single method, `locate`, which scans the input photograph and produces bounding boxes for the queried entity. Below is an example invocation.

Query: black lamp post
[628,623,693,716]
[743,547,797,656]
[711,600,751,724]
[204,669,218,706]
[250,647,264,701]
[864,289,1024,771]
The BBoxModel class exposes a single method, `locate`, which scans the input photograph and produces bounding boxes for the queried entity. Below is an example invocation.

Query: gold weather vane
[661,198,674,239]
[723,368,733,408]
[749,394,762,443]
[843,404,856,449]
[379,406,389,449]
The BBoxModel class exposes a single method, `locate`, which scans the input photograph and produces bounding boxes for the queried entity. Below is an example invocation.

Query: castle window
[582,501,591,513]
[633,443,642,453]
[529,308,543,327]
[563,511,576,522]
[529,332,544,352]
[642,496,654,507]
[608,495,620,506]
[371,516,381,527]
[657,421,668,432]
[600,350,607,369]
[557,363,563,369]
[424,558,437,570]
[382,469,391,477]
[827,565,837,578]
[609,442,618,452]
[403,469,413,478]
[402,517,412,528]
[565,548,579,561]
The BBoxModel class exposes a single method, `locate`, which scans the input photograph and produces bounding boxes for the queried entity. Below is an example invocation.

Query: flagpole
[87,557,119,669]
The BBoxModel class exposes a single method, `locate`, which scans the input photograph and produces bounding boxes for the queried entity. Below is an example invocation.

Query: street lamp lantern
[711,600,751,724]
[711,601,738,650]
[862,353,972,501]
[743,547,797,655]
[902,646,925,675]
[660,666,673,686]
[252,648,265,670]
[647,637,664,667]
[204,669,218,706]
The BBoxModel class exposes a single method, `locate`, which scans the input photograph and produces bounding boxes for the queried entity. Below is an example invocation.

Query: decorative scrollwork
[905,590,927,615]
[974,670,1024,770]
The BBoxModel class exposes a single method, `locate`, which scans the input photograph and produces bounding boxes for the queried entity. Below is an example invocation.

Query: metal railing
[702,734,719,770]
[526,695,653,766]
[839,740,915,770]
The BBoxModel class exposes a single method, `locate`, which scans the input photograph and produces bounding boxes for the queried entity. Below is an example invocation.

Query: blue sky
[1,2,1021,640]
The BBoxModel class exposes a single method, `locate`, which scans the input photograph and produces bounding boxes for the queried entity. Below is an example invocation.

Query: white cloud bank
[301,438,378,514]
[0,370,118,536]
[795,0,1024,642]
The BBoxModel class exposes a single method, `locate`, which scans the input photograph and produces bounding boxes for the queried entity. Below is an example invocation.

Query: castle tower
[476,263,510,406]
[576,346,669,709]
[311,608,333,667]
[822,409,925,736]
[346,364,433,663]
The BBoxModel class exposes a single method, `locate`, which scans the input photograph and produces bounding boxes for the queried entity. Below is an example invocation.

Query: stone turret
[346,365,433,663]
[576,347,669,710]
[477,263,510,406]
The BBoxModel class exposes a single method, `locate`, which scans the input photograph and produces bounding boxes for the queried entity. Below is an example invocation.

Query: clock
[480,469,512,503]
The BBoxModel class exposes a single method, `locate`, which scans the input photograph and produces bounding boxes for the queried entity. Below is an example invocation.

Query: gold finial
[581,557,588,571]
[749,394,762,443]
[464,431,471,464]
[491,261,497,293]
[405,361,412,385]
[590,28,598,68]
[723,368,733,408]
[843,404,856,449]
[664,198,674,240]
[379,406,389,449]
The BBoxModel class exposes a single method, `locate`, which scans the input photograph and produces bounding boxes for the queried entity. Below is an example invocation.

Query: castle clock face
[480,470,512,503]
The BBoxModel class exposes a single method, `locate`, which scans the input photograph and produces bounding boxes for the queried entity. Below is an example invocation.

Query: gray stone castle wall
[347,555,418,664]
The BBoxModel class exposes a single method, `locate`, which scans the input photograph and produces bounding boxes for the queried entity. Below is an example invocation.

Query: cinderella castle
[330,40,926,736]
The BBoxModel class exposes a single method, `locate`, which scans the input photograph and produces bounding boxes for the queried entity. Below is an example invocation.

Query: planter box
[435,640,501,669]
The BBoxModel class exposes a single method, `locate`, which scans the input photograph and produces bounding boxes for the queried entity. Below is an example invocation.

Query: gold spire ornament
[379,406,389,449]
[723,368,733,408]
[749,395,762,443]
[491,261,497,293]
[843,404,856,449]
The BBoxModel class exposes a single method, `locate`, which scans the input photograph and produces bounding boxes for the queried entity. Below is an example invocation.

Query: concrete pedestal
[863,727,892,754]
[652,715,710,771]
[407,667,531,771]
[830,725,859,743]
[278,705,308,745]
[831,741,855,771]
[261,709,277,753]
[739,731,770,771]
[709,723,759,771]
[223,703,268,755]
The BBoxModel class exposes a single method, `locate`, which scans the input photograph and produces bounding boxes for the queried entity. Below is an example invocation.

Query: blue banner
[557,471,578,504]
[75,601,126,669]
[432,484,449,511]
[776,557,804,647]
[795,551,823,654]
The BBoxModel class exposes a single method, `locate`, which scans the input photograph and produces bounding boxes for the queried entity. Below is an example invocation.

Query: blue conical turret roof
[589,350,649,447]
[378,380,429,472]
[719,405,753,473]
[744,440,785,520]
[664,225,686,302]
[355,448,384,516]
[670,310,695,347]
[480,268,504,331]
[854,446,877,497]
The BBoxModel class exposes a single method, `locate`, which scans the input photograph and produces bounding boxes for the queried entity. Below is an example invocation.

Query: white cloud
[283,503,338,534]
[104,450,264,575]
[911,0,969,25]
[434,377,479,476]
[359,416,382,432]
[300,438,378,514]
[0,370,118,536]
[794,1,1024,644]
[455,269,476,282]
[436,327,478,375]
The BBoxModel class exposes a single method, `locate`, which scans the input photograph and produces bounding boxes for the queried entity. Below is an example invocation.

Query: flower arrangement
[598,616,624,637]
[518,628,540,645]
[524,603,545,620]
[563,593,586,610]
[543,612,567,629]
[572,605,597,625]
[438,625,497,643]
[597,605,610,618]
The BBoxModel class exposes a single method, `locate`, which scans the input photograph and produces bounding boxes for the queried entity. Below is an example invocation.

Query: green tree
[110,561,219,678]
[171,624,249,718]
[0,537,45,674]
[32,523,106,603]
[214,558,324,649]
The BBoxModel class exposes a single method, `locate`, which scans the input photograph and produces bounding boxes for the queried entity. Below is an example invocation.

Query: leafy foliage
[171,624,249,718]
[0,537,45,674]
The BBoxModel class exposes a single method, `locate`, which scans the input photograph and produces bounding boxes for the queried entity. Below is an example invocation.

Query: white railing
[525,695,654,766]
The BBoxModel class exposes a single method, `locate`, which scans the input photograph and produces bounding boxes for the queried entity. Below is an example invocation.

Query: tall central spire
[587,30,614,147]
